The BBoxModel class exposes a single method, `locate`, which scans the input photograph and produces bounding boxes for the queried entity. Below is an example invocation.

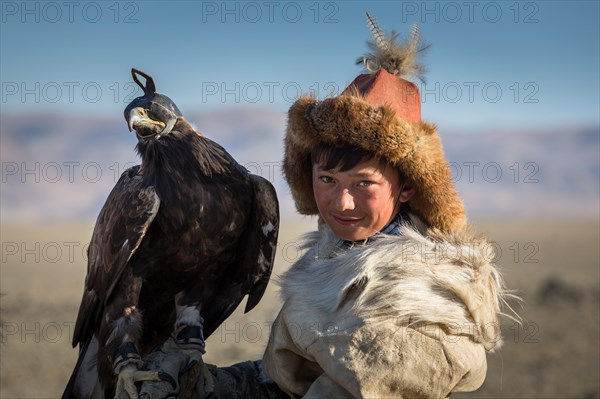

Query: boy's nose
[335,189,355,211]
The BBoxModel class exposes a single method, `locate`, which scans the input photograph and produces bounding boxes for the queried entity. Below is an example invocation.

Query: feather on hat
[283,13,466,233]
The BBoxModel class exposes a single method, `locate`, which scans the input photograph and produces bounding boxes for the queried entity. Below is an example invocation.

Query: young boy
[142,17,508,399]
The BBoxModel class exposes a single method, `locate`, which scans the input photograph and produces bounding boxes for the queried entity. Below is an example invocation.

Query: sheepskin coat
[263,218,503,398]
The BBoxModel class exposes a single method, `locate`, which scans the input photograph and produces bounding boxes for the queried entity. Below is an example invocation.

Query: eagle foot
[114,364,163,399]
[182,357,215,399]
[174,324,206,353]
[113,342,144,372]
[161,337,214,397]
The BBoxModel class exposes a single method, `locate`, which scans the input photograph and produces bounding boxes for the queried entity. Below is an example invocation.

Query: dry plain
[1,218,598,398]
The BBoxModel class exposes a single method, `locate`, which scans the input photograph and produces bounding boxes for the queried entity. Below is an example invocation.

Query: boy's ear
[399,184,416,203]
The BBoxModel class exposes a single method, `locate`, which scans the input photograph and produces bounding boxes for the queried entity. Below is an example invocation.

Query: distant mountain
[1,109,598,222]
[442,127,599,218]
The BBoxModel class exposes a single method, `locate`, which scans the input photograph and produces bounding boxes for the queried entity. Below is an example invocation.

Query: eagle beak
[127,107,144,132]
[127,107,166,134]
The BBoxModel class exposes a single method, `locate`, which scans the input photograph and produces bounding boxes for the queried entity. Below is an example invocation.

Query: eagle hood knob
[124,68,183,137]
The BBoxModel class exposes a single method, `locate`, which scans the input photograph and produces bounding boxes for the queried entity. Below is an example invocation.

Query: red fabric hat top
[342,69,421,123]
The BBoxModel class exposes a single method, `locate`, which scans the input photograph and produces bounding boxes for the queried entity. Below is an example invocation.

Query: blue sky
[1,0,599,131]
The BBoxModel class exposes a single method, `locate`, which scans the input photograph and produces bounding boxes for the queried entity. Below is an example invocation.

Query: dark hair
[311,145,374,172]
[310,144,410,185]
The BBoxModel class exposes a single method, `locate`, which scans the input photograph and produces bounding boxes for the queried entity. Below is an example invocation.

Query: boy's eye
[319,176,334,183]
[357,181,374,187]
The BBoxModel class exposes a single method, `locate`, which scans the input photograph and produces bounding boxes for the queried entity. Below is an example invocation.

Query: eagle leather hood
[124,68,183,136]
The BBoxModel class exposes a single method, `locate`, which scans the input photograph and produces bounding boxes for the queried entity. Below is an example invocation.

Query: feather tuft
[366,12,388,54]
[356,12,430,83]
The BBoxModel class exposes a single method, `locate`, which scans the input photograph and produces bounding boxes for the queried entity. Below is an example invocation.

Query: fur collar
[281,222,507,351]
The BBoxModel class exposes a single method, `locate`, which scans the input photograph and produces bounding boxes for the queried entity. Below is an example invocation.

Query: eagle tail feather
[62,337,102,399]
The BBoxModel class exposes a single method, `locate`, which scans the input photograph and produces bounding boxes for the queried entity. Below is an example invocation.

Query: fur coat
[262,217,504,398]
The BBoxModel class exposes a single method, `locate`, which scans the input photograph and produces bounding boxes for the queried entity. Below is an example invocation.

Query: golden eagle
[62,69,279,398]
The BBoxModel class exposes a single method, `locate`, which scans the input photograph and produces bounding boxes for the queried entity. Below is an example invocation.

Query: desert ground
[1,217,598,398]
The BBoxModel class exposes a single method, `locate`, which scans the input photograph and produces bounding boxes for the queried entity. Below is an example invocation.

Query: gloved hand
[139,348,189,399]
[139,351,285,399]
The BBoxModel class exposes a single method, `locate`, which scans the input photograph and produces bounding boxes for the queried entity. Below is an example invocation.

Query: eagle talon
[114,364,162,399]
[182,356,215,399]
[157,371,177,390]
[161,337,214,398]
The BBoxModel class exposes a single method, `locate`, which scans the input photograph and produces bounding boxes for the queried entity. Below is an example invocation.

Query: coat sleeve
[302,374,354,399]
[195,361,290,399]
[264,309,488,399]
[308,321,488,398]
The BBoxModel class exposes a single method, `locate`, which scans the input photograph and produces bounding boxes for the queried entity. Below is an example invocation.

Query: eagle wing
[243,174,280,312]
[72,165,160,347]
[202,173,279,337]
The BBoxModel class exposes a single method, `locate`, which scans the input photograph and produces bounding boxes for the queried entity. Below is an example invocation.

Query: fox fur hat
[282,15,466,233]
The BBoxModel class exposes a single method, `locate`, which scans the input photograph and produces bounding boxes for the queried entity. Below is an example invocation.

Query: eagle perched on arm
[63,69,279,398]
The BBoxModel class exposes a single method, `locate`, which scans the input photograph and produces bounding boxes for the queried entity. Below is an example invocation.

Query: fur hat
[282,14,466,233]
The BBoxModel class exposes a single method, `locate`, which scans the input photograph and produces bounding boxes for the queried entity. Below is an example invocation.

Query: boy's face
[312,157,414,241]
